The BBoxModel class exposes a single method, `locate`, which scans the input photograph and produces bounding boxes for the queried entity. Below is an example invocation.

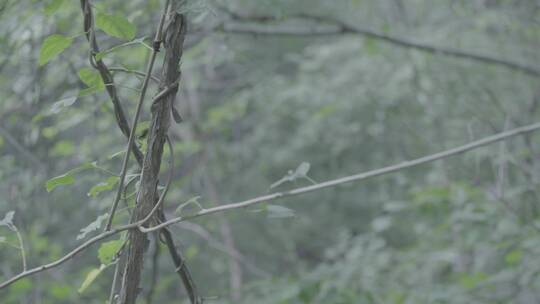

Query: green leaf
[266,204,296,219]
[98,240,123,265]
[78,264,106,293]
[77,213,108,240]
[39,34,72,66]
[95,12,136,40]
[44,0,64,15]
[505,250,523,265]
[458,272,488,289]
[46,162,97,192]
[78,68,104,92]
[51,140,75,157]
[46,174,75,192]
[88,176,119,197]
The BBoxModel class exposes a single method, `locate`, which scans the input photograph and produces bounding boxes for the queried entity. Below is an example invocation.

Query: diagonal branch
[142,121,540,232]
[213,9,540,77]
[2,121,540,290]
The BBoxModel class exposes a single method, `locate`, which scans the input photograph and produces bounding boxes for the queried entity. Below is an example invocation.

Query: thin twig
[2,121,540,290]
[109,67,160,83]
[13,228,27,271]
[142,121,540,232]
[213,10,540,77]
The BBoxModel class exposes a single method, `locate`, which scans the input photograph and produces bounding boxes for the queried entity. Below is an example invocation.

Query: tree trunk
[119,7,189,304]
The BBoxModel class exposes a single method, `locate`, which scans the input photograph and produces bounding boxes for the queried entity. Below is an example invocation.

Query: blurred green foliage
[1,0,540,303]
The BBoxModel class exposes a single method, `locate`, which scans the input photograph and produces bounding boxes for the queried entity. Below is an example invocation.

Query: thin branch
[13,228,27,272]
[109,67,161,83]
[143,121,540,233]
[3,121,540,290]
[214,11,540,77]
[104,0,171,231]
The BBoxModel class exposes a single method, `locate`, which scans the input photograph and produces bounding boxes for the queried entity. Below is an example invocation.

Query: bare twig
[3,121,540,290]
[13,228,27,271]
[213,10,540,77]
[143,121,540,232]
[109,67,160,83]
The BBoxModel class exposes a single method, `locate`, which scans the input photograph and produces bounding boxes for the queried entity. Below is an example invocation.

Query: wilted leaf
[48,96,77,115]
[78,264,106,293]
[266,204,296,219]
[294,162,310,177]
[77,213,108,240]
[270,161,314,190]
[39,34,72,66]
[96,12,136,40]
[0,211,15,229]
[98,240,123,265]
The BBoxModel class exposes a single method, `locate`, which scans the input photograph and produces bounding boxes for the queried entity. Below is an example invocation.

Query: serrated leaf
[266,205,295,219]
[78,264,106,293]
[96,12,136,40]
[39,34,72,66]
[44,0,64,15]
[46,173,75,192]
[77,213,108,240]
[88,176,119,197]
[98,240,123,265]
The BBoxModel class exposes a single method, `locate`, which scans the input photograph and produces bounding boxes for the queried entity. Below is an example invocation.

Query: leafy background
[1,0,540,303]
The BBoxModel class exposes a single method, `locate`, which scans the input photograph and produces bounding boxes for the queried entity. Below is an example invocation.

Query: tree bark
[119,6,190,304]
